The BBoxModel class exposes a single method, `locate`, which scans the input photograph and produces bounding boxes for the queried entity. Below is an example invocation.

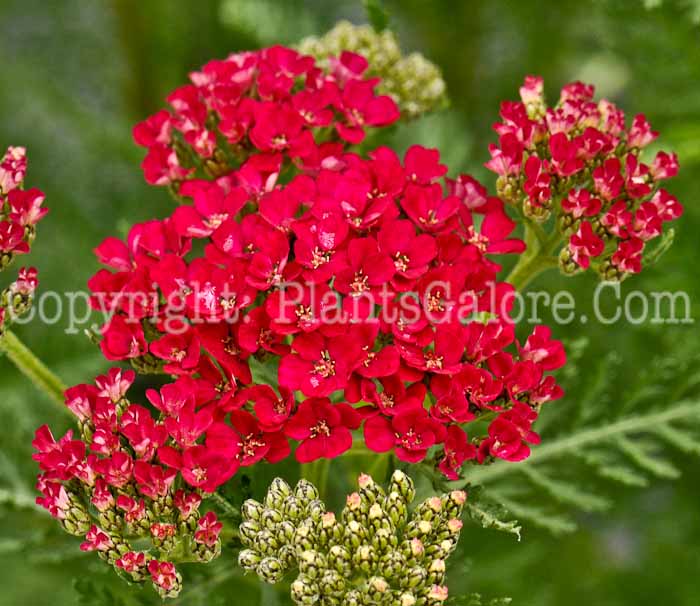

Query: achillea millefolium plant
[0,15,690,605]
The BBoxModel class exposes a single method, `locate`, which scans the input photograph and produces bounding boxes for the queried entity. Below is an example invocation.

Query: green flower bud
[306,498,326,521]
[384,490,408,529]
[257,556,286,584]
[266,478,292,509]
[239,520,260,546]
[262,507,283,530]
[319,569,346,598]
[242,498,264,522]
[238,549,261,571]
[358,473,385,505]
[353,544,377,575]
[298,549,327,580]
[415,496,443,522]
[443,491,466,519]
[294,479,319,504]
[405,519,433,540]
[290,574,319,605]
[343,589,362,606]
[427,559,446,585]
[277,520,296,543]
[328,544,353,576]
[399,592,417,606]
[344,519,367,550]
[278,544,297,568]
[401,566,427,590]
[282,495,304,521]
[317,511,342,547]
[389,470,415,504]
[365,576,390,603]
[294,518,317,553]
[378,550,407,580]
[372,527,398,553]
[256,529,281,556]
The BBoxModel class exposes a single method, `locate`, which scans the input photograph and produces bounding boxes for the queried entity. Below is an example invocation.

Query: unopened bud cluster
[0,146,45,332]
[298,21,447,119]
[238,471,466,605]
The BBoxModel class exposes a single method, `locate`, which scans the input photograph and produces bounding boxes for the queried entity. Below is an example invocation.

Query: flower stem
[505,223,562,291]
[0,329,69,416]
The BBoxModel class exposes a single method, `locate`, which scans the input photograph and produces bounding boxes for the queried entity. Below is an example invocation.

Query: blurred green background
[1,1,699,604]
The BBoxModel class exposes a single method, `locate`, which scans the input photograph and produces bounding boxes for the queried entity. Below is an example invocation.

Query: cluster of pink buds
[0,146,45,331]
[133,45,400,189]
[92,100,566,482]
[33,368,224,599]
[486,76,682,279]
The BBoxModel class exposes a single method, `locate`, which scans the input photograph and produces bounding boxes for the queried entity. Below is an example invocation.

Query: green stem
[505,223,563,290]
[0,329,69,415]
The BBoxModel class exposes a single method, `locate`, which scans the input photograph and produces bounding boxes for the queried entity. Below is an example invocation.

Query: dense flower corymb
[33,368,224,599]
[486,76,682,280]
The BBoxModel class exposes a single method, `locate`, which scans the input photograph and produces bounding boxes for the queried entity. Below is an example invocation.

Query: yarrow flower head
[298,21,448,119]
[132,45,400,187]
[486,76,682,280]
[89,128,565,481]
[0,146,46,332]
[33,368,224,599]
[238,471,465,605]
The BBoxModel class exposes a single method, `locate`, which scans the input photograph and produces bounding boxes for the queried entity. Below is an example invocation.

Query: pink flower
[335,80,399,144]
[99,315,147,360]
[194,511,223,547]
[481,402,540,462]
[80,526,113,552]
[284,398,361,463]
[364,408,446,463]
[148,560,179,592]
[568,221,605,269]
[438,426,477,480]
[115,551,147,574]
[592,158,624,201]
[561,189,601,219]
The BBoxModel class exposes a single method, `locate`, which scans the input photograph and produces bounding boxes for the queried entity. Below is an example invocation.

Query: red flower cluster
[89,134,565,482]
[0,146,45,330]
[33,368,223,599]
[486,76,682,278]
[133,46,400,187]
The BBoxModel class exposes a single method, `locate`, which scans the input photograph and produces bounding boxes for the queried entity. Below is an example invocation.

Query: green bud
[298,549,327,580]
[399,592,417,606]
[306,498,326,521]
[378,550,407,580]
[343,589,362,606]
[282,495,304,521]
[294,518,317,553]
[290,574,319,605]
[238,549,261,571]
[278,544,297,568]
[256,529,281,556]
[277,520,296,543]
[372,527,398,553]
[239,520,260,546]
[262,507,283,530]
[443,491,466,519]
[415,496,443,522]
[241,498,264,522]
[257,556,285,584]
[319,569,346,598]
[358,473,385,505]
[389,470,415,504]
[365,576,390,603]
[294,479,319,504]
[427,559,446,585]
[405,519,433,540]
[401,566,427,590]
[266,478,292,509]
[384,491,409,529]
[344,519,367,550]
[353,544,377,575]
[328,544,352,576]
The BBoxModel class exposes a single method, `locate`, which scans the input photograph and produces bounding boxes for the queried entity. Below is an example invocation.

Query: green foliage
[456,347,700,536]
[363,0,390,32]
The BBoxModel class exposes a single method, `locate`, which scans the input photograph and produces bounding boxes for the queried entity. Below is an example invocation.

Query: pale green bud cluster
[298,21,447,119]
[238,472,466,605]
